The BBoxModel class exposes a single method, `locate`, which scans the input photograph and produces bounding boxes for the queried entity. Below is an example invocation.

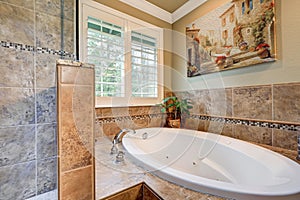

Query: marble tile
[63,0,75,21]
[60,66,94,85]
[207,88,232,117]
[61,166,93,200]
[60,112,93,172]
[26,190,58,200]
[272,129,298,151]
[233,124,272,145]
[0,2,34,45]
[133,118,150,129]
[59,85,93,171]
[195,89,211,115]
[148,117,164,128]
[95,122,103,139]
[0,161,36,200]
[37,157,57,195]
[36,88,57,124]
[95,108,102,118]
[0,88,35,126]
[207,121,233,137]
[63,19,74,54]
[36,53,60,88]
[105,184,143,200]
[273,83,300,123]
[0,0,34,10]
[0,47,34,88]
[183,118,201,130]
[103,122,121,136]
[35,0,60,17]
[233,85,272,120]
[35,13,61,51]
[143,184,162,200]
[148,105,162,114]
[37,123,57,160]
[129,106,150,116]
[110,107,131,117]
[0,125,35,167]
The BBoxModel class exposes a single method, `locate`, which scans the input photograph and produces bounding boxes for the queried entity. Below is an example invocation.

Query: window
[260,0,264,3]
[223,30,228,39]
[249,0,253,10]
[79,0,163,107]
[222,18,226,26]
[242,2,245,15]
[230,12,234,23]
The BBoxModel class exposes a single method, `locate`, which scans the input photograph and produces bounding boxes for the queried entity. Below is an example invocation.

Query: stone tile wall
[175,82,300,152]
[0,0,74,199]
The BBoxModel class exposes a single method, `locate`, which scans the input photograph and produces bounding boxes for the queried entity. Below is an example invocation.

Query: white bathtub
[122,127,300,200]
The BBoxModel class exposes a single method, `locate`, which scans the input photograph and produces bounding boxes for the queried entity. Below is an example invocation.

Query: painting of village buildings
[186,0,275,77]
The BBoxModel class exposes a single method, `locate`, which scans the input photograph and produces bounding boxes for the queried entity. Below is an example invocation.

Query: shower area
[0,0,88,199]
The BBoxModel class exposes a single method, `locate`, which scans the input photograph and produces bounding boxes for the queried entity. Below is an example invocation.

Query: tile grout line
[33,0,38,197]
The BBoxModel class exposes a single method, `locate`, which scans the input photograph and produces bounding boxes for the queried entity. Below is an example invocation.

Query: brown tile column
[57,60,95,200]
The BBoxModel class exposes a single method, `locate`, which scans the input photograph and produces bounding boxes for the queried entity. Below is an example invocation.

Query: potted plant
[158,96,193,128]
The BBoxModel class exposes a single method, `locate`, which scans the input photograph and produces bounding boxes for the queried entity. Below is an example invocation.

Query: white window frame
[79,0,164,107]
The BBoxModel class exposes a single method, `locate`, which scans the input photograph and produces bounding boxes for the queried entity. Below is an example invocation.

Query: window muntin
[87,17,125,97]
[131,31,158,98]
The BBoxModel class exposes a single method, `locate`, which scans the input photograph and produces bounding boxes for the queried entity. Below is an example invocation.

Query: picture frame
[186,0,276,77]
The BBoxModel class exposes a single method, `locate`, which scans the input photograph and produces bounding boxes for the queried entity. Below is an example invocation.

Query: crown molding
[172,0,208,23]
[119,0,172,23]
[120,0,208,24]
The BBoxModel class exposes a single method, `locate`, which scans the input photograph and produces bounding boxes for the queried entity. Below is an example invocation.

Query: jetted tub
[122,127,300,200]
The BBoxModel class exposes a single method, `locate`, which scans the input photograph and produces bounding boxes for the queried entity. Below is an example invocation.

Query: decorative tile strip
[96,113,300,132]
[0,40,75,59]
[189,114,300,132]
[95,113,164,124]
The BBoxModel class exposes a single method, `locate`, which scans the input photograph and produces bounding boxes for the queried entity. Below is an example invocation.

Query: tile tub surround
[175,82,300,153]
[57,60,95,200]
[96,136,299,200]
[95,106,165,138]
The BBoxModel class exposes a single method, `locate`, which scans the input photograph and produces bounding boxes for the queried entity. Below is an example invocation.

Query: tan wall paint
[172,0,300,91]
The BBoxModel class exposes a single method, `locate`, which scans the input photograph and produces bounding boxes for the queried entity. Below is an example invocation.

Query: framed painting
[186,0,276,77]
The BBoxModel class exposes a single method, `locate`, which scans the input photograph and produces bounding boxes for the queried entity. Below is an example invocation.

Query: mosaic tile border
[189,114,300,131]
[96,113,163,124]
[0,41,75,59]
[96,113,300,132]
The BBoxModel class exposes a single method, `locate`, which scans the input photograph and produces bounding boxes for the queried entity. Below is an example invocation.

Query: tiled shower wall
[0,0,74,199]
[175,82,300,152]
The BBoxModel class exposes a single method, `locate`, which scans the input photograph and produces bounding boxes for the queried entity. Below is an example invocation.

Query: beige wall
[172,0,300,91]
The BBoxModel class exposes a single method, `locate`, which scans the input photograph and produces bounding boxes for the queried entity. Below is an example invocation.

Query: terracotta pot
[168,119,181,128]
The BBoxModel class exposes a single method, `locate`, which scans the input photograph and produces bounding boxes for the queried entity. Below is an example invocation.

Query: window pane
[131,31,158,98]
[87,16,125,97]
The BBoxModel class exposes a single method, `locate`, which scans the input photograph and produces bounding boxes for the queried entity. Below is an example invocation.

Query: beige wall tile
[0,3,34,45]
[60,66,94,85]
[233,85,272,120]
[272,129,298,151]
[273,83,300,123]
[61,166,93,200]
[35,13,60,50]
[233,124,272,145]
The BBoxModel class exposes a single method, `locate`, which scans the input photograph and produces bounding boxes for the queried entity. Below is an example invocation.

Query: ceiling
[145,0,189,13]
[120,0,208,24]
